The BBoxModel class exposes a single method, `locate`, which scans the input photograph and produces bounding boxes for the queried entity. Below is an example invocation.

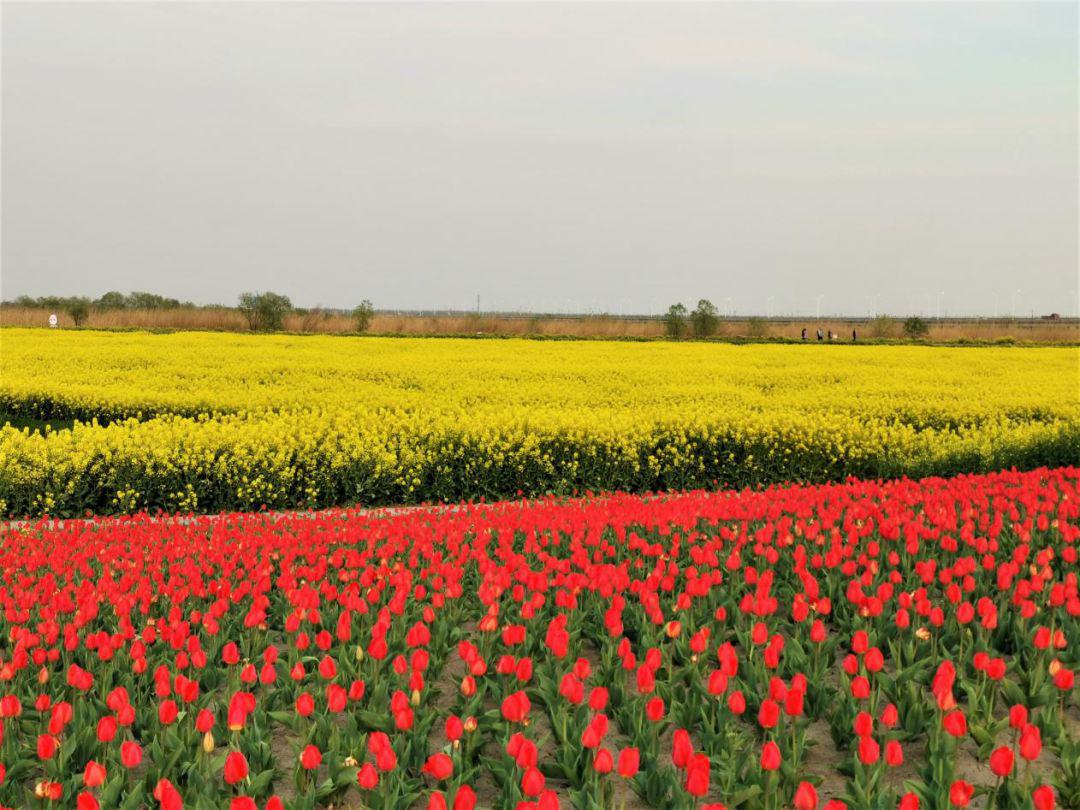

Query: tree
[353,300,375,332]
[65,297,91,327]
[690,299,719,337]
[663,303,689,338]
[237,293,261,331]
[903,316,929,339]
[237,291,292,332]
[96,291,127,310]
[128,291,182,309]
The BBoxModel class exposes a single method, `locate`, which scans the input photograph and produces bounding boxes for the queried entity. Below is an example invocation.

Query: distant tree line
[4,290,378,333]
[10,291,194,311]
[236,292,375,332]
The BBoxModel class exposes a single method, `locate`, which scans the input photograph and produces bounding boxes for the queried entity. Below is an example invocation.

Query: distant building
[1041,313,1061,320]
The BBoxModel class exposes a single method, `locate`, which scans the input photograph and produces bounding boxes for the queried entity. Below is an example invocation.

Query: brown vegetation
[2,306,1076,342]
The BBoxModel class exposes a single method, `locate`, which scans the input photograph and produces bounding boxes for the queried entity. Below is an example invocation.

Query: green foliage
[903,317,930,339]
[690,300,719,337]
[64,297,91,327]
[664,303,689,338]
[16,291,189,311]
[124,291,188,309]
[353,300,376,333]
[96,291,128,310]
[238,291,293,332]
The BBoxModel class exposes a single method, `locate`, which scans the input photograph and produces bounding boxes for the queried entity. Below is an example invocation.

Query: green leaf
[728,785,763,807]
[120,783,146,810]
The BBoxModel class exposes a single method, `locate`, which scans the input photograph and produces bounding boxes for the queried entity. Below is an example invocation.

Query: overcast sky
[2,2,1077,316]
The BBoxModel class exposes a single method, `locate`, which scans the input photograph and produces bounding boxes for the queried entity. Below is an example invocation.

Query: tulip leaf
[120,783,145,810]
[728,785,762,807]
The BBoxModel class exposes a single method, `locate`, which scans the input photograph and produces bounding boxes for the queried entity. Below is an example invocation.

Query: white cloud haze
[2,2,1077,316]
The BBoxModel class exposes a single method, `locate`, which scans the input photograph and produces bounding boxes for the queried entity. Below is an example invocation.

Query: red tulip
[1020,724,1042,761]
[672,729,693,769]
[942,710,967,737]
[758,698,780,729]
[593,748,614,774]
[728,691,746,714]
[857,736,880,765]
[760,741,781,771]
[121,741,143,769]
[196,709,214,733]
[617,748,640,778]
[158,699,178,725]
[949,781,974,807]
[452,785,477,810]
[521,766,545,797]
[83,760,107,788]
[793,781,818,810]
[224,751,249,785]
[501,691,531,724]
[0,696,21,717]
[685,753,710,797]
[423,753,453,781]
[97,715,118,742]
[853,711,873,737]
[37,734,57,760]
[318,655,337,679]
[446,715,464,742]
[1033,785,1056,810]
[989,746,1014,778]
[885,740,904,766]
[357,763,379,789]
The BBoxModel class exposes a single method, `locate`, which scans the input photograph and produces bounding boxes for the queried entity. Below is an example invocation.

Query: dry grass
[2,306,1076,342]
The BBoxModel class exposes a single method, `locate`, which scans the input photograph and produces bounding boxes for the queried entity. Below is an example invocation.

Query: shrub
[664,303,689,338]
[353,300,375,333]
[298,308,330,333]
[65,297,91,327]
[690,300,719,337]
[238,292,293,332]
[903,317,930,339]
[869,316,897,339]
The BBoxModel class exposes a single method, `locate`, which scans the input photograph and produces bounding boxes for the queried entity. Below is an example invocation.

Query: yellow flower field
[1,328,1077,516]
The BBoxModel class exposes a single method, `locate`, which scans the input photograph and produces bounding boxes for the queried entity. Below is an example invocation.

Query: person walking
[852,328,857,342]
[816,328,823,341]
[801,327,807,341]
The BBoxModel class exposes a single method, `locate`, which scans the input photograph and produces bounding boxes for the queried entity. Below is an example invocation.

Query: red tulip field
[1,466,1078,810]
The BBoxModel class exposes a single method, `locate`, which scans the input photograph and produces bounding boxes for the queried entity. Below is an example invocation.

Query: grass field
[1,328,1077,517]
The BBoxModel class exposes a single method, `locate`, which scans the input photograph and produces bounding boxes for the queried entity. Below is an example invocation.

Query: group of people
[801,327,857,342]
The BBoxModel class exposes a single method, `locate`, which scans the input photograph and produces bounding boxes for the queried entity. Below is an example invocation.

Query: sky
[2,2,1077,317]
